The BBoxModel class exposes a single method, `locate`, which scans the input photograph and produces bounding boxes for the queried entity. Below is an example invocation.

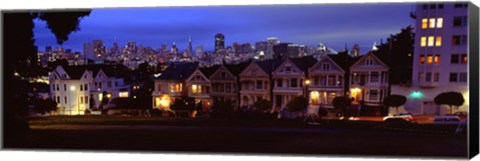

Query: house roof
[225,62,250,76]
[199,65,221,78]
[289,56,317,73]
[255,59,283,75]
[157,62,197,81]
[59,64,130,80]
[327,51,359,71]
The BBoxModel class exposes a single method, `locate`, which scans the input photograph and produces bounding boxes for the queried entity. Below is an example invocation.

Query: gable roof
[255,59,283,75]
[58,64,130,80]
[289,56,317,73]
[327,51,358,71]
[157,62,197,81]
[350,52,389,70]
[225,62,250,76]
[199,65,221,78]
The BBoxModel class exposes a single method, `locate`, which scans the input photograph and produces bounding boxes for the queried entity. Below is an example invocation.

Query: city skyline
[33,3,414,53]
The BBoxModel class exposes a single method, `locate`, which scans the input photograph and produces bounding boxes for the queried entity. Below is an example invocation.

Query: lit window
[419,55,425,64]
[434,55,440,64]
[429,18,436,28]
[461,54,468,64]
[421,18,428,29]
[369,90,379,100]
[119,92,129,98]
[169,84,175,93]
[420,37,426,47]
[436,18,443,28]
[435,36,442,46]
[426,55,433,64]
[427,36,434,46]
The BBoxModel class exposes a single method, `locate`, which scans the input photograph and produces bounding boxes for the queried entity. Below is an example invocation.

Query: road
[7,124,468,158]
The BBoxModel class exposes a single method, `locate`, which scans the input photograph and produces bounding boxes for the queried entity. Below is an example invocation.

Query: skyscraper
[214,33,225,52]
[188,36,193,54]
[396,2,469,115]
[92,40,106,59]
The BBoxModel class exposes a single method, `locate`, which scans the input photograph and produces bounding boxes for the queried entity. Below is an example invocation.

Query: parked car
[451,111,468,120]
[383,113,415,123]
[433,115,462,125]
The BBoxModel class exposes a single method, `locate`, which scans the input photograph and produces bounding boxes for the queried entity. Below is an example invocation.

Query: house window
[115,81,118,87]
[56,84,59,91]
[435,36,442,46]
[285,67,291,72]
[289,78,297,87]
[451,54,460,64]
[56,96,60,103]
[422,4,428,10]
[459,73,467,82]
[85,96,89,104]
[226,83,231,92]
[434,55,440,64]
[436,18,443,28]
[80,97,84,104]
[157,84,162,91]
[438,4,443,9]
[337,76,343,86]
[322,63,330,70]
[365,58,374,65]
[420,37,426,47]
[264,81,268,90]
[99,82,103,89]
[327,92,336,104]
[419,55,425,64]
[314,76,319,86]
[453,16,468,27]
[192,84,202,94]
[461,54,468,64]
[64,96,67,104]
[369,90,379,100]
[320,75,326,86]
[429,4,436,9]
[426,72,432,82]
[426,55,433,64]
[256,80,263,89]
[327,75,336,86]
[277,79,282,87]
[421,18,428,29]
[84,84,88,91]
[434,72,439,82]
[370,72,380,82]
[449,73,458,82]
[428,18,435,28]
[170,84,175,93]
[418,72,424,82]
[80,85,83,91]
[107,81,112,88]
[427,36,434,46]
[64,84,66,91]
[452,35,467,46]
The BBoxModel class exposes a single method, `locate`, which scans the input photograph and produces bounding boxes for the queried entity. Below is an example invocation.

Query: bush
[286,96,308,112]
[253,99,272,113]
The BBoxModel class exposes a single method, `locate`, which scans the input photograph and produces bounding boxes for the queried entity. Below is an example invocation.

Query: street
[8,123,468,158]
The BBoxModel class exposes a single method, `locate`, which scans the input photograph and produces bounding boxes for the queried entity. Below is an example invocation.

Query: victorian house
[308,55,348,111]
[152,62,196,110]
[239,60,281,108]
[209,63,249,109]
[185,65,220,110]
[349,52,389,107]
[49,64,130,115]
[272,56,317,112]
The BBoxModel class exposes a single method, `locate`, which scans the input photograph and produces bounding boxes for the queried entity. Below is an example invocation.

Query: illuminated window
[419,55,425,64]
[426,55,433,64]
[421,18,428,29]
[80,97,84,104]
[310,91,320,105]
[429,18,435,28]
[169,84,175,93]
[461,54,468,64]
[435,36,442,46]
[420,37,427,47]
[427,36,434,46]
[85,96,89,104]
[434,55,440,64]
[327,92,336,104]
[119,92,129,98]
[157,85,162,91]
[192,84,202,94]
[369,90,379,100]
[436,18,443,28]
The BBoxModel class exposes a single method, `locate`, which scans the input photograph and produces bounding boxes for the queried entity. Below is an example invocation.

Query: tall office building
[395,2,469,115]
[92,40,106,59]
[188,36,193,54]
[214,33,225,52]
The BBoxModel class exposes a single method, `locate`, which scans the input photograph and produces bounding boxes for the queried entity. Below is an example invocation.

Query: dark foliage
[211,100,234,118]
[34,98,58,115]
[332,96,352,114]
[37,11,91,44]
[110,97,150,109]
[384,95,407,114]
[170,96,197,111]
[254,99,272,112]
[434,92,465,114]
[286,96,308,112]
[373,26,414,85]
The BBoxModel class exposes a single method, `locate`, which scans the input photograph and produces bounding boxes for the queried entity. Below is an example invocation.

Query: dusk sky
[33,3,415,53]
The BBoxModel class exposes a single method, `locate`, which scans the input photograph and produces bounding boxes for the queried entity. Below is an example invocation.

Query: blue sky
[33,3,415,53]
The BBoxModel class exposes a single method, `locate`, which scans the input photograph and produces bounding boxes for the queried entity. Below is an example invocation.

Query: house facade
[239,60,279,107]
[185,66,219,110]
[308,55,346,110]
[209,63,249,109]
[349,52,389,107]
[152,62,195,110]
[49,64,130,115]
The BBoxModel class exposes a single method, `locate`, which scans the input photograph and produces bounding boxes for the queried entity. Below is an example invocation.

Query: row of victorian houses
[152,51,390,115]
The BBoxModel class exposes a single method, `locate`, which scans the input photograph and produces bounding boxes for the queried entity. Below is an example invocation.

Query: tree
[383,95,407,115]
[434,92,465,114]
[253,99,272,112]
[34,98,58,115]
[286,96,308,112]
[170,96,197,111]
[332,96,352,116]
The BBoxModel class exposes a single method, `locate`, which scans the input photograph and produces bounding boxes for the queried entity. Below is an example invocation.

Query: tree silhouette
[254,99,272,113]
[383,95,407,115]
[434,92,465,114]
[332,96,352,116]
[3,11,91,146]
[286,96,308,112]
[34,98,58,115]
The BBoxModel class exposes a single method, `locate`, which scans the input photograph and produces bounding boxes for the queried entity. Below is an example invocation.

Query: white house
[152,62,196,110]
[49,64,130,115]
[185,66,219,110]
[308,55,346,110]
[239,60,281,108]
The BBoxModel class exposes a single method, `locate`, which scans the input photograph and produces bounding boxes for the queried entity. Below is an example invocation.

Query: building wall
[50,80,90,115]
